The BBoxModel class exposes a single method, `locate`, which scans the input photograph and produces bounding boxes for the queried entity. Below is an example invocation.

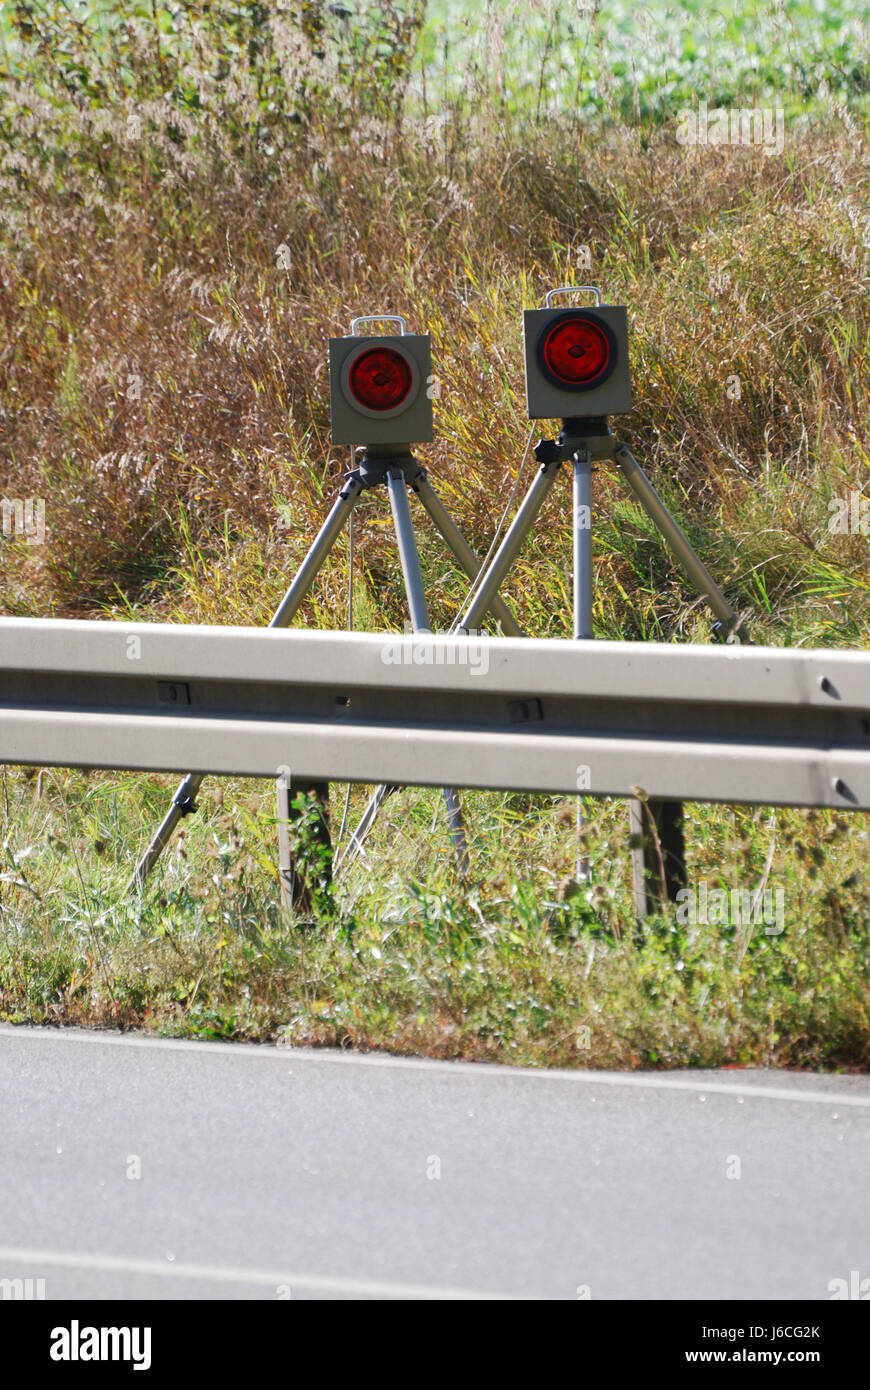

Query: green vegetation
[0,1,868,1066]
[423,0,870,120]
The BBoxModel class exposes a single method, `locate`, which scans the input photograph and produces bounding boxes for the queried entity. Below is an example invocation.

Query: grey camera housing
[328,334,433,446]
[523,305,632,420]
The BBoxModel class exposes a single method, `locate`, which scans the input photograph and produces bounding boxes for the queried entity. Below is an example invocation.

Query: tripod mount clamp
[534,417,616,469]
[712,613,750,644]
[351,446,424,487]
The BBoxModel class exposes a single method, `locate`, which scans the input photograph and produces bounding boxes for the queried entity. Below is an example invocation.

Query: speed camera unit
[329,332,433,446]
[523,302,632,420]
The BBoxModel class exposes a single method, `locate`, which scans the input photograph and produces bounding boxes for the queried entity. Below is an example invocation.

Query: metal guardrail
[0,618,868,809]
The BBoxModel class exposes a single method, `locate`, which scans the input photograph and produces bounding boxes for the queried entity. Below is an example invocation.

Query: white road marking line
[0,1246,515,1300]
[1,1024,869,1107]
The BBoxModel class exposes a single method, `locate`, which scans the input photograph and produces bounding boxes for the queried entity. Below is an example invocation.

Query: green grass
[0,768,868,1068]
[421,0,870,119]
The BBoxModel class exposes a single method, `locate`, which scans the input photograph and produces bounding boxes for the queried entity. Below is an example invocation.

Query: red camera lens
[348,347,414,411]
[542,315,611,385]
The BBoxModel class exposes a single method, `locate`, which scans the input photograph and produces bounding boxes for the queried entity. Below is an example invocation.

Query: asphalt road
[0,1025,868,1300]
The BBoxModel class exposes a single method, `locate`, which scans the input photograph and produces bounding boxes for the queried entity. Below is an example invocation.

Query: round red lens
[348,347,413,411]
[542,316,611,384]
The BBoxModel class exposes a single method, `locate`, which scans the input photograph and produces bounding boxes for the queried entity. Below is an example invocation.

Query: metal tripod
[133,448,521,888]
[454,415,746,915]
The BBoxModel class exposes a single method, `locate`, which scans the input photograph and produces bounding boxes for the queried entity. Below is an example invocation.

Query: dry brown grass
[2,117,869,643]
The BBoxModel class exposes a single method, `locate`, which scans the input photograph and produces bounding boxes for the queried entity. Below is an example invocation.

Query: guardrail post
[276,770,332,915]
[630,798,687,919]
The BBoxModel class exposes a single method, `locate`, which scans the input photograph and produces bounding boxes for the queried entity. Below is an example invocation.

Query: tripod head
[534,416,617,466]
[353,446,423,488]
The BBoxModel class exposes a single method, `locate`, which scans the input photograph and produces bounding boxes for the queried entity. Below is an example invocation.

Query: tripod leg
[411,473,525,638]
[387,468,431,632]
[387,469,470,877]
[573,453,594,640]
[134,772,203,885]
[616,445,737,919]
[133,475,365,888]
[572,451,594,879]
[615,444,743,636]
[457,458,561,633]
[334,782,388,876]
[443,788,466,860]
[268,475,365,630]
